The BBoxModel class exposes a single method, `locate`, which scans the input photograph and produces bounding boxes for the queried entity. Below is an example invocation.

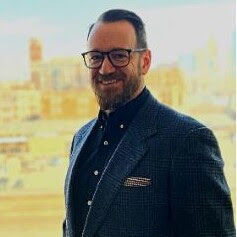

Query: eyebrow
[88,47,132,52]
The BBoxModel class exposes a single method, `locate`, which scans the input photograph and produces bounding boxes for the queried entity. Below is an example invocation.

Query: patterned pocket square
[124,177,151,187]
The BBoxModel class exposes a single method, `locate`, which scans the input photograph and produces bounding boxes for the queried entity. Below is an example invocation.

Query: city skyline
[0,2,235,235]
[0,0,235,80]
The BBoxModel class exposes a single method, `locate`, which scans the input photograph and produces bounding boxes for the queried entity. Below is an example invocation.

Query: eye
[111,50,129,61]
[114,53,126,59]
[89,53,103,61]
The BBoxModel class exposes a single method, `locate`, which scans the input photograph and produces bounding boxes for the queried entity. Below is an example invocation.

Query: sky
[0,0,235,80]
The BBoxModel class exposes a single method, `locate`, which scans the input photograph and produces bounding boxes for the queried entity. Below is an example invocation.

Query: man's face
[87,20,150,111]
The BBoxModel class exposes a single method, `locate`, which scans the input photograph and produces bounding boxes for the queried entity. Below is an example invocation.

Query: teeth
[101,79,117,85]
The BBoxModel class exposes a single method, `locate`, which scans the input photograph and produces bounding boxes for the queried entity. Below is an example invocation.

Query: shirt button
[120,124,124,129]
[104,141,109,145]
[94,170,99,176]
[87,200,92,206]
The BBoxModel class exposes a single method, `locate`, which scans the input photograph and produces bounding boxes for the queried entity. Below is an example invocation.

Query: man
[64,9,235,237]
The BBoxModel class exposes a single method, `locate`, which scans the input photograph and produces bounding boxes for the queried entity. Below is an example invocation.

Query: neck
[101,85,145,115]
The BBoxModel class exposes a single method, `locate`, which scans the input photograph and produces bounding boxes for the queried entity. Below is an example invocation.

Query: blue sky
[0,0,235,80]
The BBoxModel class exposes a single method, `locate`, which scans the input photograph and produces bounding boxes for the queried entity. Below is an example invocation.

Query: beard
[91,68,142,111]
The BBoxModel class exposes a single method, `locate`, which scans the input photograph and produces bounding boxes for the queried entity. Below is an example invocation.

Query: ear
[141,49,151,75]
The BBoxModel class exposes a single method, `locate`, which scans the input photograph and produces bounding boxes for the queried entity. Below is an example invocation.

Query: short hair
[87,9,148,48]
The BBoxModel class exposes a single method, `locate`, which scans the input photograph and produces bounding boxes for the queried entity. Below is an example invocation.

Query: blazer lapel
[82,94,160,237]
[65,119,97,236]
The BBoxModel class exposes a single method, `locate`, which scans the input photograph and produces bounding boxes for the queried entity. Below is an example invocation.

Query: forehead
[88,20,137,51]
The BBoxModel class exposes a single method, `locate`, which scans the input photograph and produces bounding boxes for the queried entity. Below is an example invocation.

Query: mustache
[95,72,125,82]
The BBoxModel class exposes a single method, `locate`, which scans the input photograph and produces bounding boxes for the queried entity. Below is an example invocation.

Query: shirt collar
[97,87,149,128]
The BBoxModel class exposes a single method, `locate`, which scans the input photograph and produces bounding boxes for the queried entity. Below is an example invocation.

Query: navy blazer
[64,91,235,237]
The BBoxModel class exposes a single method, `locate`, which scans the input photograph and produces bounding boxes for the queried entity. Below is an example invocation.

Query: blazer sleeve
[62,218,67,237]
[170,127,235,237]
[62,134,76,237]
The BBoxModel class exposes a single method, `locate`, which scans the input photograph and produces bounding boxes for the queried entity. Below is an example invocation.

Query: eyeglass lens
[84,49,130,68]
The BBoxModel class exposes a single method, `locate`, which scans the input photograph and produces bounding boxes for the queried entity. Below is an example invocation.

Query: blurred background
[0,0,235,236]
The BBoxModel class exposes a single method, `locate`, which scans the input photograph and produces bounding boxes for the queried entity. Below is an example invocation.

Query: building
[0,88,41,123]
[146,65,185,109]
[0,136,29,155]
[41,88,98,120]
[29,38,88,90]
[0,90,16,123]
[30,38,43,89]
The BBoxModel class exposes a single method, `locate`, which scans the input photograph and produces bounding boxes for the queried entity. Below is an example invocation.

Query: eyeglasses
[81,48,147,69]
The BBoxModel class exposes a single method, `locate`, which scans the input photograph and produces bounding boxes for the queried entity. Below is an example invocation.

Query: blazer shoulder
[153,99,211,135]
[152,101,220,158]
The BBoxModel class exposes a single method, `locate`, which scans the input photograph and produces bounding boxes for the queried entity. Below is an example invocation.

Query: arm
[170,127,235,237]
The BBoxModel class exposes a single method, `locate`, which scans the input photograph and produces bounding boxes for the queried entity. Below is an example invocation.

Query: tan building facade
[30,57,88,90]
[41,88,98,120]
[146,65,185,109]
[0,89,41,123]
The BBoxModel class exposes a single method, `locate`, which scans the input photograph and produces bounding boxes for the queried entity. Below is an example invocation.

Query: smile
[100,79,119,85]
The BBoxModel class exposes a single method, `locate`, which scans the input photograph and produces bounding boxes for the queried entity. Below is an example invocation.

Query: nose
[99,56,115,75]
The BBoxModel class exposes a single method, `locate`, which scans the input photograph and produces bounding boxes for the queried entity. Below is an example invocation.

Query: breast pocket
[114,178,154,207]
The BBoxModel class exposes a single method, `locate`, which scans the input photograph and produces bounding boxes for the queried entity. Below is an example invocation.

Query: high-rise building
[29,38,43,89]
[29,38,42,63]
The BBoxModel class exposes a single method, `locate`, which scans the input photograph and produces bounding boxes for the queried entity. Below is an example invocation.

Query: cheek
[128,62,138,76]
[90,69,98,80]
[129,56,141,75]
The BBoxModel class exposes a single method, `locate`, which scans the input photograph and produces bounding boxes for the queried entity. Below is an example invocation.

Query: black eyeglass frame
[81,48,147,69]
